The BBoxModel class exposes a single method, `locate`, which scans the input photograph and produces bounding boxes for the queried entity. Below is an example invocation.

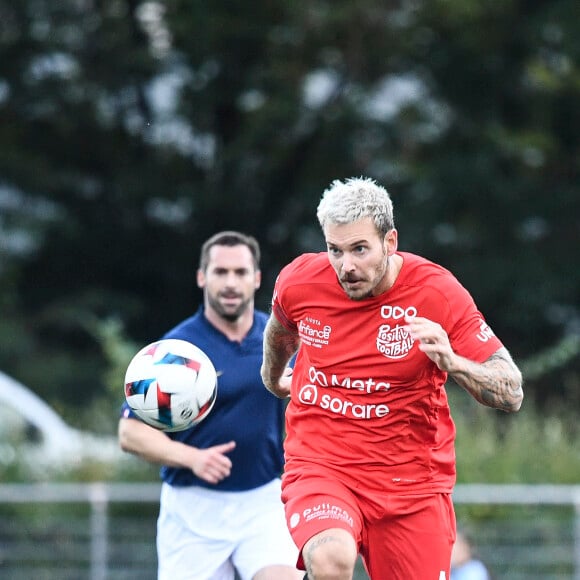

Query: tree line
[0,0,578,427]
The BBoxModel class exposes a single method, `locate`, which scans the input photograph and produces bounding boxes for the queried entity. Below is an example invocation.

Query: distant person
[451,529,491,580]
[119,231,302,580]
[260,177,523,579]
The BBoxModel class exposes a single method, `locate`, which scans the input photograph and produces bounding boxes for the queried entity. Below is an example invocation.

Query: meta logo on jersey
[376,304,417,360]
[307,366,390,393]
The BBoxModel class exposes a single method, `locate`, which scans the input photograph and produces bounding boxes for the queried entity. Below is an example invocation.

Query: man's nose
[224,271,238,285]
[341,254,356,273]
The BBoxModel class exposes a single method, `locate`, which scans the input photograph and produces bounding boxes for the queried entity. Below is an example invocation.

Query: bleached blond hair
[316,177,395,236]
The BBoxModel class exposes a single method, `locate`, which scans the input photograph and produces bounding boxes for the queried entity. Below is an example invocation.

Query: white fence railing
[0,483,578,579]
[453,484,580,580]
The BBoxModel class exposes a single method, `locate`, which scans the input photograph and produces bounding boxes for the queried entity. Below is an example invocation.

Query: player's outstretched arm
[261,314,300,398]
[404,315,523,413]
[118,416,177,463]
[447,347,524,413]
[118,417,236,483]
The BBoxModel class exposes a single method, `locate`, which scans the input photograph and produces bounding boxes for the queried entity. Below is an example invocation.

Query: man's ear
[197,269,205,288]
[385,228,398,255]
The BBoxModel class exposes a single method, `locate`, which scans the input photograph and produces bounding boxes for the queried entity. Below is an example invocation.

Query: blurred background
[0,0,579,577]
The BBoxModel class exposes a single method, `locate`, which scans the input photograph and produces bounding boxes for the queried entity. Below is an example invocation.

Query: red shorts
[282,470,456,579]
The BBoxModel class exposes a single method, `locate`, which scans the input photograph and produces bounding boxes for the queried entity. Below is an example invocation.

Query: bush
[450,386,580,483]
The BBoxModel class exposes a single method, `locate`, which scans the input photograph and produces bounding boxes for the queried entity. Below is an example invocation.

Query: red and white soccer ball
[124,339,218,432]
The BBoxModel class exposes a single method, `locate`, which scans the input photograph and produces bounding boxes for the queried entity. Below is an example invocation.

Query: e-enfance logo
[297,317,332,348]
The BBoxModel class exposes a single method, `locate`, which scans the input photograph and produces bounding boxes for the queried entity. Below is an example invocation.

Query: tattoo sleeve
[449,347,524,412]
[261,315,300,397]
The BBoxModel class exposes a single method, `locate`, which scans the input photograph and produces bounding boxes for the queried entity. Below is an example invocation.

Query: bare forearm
[119,418,236,484]
[449,347,524,412]
[261,315,300,397]
[118,418,196,467]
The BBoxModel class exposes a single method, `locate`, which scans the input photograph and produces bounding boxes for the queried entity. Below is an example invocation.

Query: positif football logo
[376,304,416,360]
[376,323,414,360]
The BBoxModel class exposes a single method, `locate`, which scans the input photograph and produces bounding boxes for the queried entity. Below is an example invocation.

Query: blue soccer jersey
[122,307,286,491]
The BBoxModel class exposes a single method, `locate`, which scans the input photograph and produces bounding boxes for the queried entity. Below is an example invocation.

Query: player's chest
[295,298,434,380]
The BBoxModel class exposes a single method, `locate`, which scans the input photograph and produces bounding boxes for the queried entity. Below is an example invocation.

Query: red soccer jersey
[272,251,503,493]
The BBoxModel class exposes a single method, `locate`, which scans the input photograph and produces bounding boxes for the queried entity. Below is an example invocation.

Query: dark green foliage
[0,0,578,434]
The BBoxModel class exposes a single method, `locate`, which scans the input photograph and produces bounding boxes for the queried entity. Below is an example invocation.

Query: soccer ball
[124,338,218,432]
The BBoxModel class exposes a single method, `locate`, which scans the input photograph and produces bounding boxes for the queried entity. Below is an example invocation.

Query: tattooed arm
[404,315,524,413]
[447,347,523,412]
[261,314,300,398]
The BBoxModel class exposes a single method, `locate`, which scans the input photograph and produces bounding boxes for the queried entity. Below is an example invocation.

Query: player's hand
[261,365,293,398]
[404,315,457,372]
[276,366,293,398]
[190,441,236,484]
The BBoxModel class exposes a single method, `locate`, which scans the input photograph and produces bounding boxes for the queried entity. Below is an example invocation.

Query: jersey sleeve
[271,258,306,334]
[120,400,140,419]
[442,276,503,363]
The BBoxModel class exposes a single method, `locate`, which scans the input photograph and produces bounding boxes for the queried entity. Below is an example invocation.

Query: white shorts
[157,478,299,580]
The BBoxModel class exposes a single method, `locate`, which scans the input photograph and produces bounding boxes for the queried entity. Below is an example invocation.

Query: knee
[302,529,357,580]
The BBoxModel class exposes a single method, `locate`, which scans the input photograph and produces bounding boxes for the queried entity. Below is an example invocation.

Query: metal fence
[0,483,578,579]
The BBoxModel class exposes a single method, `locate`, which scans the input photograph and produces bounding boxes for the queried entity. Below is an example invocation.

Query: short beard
[342,252,389,301]
[207,294,250,322]
[347,289,373,301]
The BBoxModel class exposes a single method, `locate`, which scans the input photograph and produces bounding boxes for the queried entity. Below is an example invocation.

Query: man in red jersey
[261,177,523,580]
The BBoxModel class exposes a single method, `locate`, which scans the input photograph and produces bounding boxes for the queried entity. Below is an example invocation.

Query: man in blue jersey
[118,231,302,580]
